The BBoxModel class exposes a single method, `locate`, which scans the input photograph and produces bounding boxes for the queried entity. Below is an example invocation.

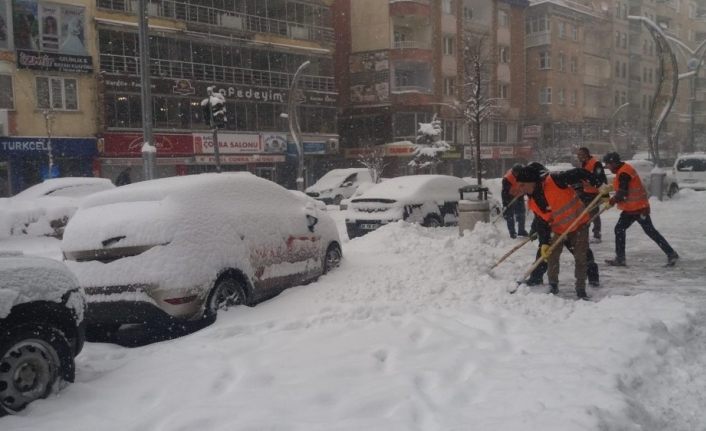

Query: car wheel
[0,324,73,416]
[323,243,342,274]
[667,183,679,198]
[333,195,344,206]
[423,214,442,227]
[204,277,246,321]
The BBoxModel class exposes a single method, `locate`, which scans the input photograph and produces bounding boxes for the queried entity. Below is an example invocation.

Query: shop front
[0,137,98,195]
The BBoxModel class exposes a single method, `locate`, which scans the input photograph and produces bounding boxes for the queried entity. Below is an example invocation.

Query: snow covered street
[2,191,706,430]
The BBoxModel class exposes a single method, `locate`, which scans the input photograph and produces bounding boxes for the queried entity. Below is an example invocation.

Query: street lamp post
[137,0,155,180]
[288,61,310,192]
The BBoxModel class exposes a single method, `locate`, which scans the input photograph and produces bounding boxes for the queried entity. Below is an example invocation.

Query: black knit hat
[603,152,621,164]
[515,165,542,183]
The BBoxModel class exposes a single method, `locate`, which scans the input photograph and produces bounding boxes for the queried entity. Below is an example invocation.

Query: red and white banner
[101,133,194,157]
[193,133,262,154]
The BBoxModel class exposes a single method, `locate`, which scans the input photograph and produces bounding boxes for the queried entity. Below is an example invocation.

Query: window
[36,77,78,110]
[463,6,473,21]
[443,36,455,56]
[558,53,565,72]
[499,46,510,64]
[539,87,552,104]
[442,0,454,15]
[571,90,577,106]
[615,90,620,107]
[570,56,578,73]
[621,33,627,49]
[497,83,509,99]
[621,62,627,79]
[539,52,551,69]
[0,75,13,110]
[444,77,455,96]
[498,10,509,27]
[615,60,621,77]
[493,121,507,143]
[571,24,578,41]
[615,31,621,47]
[557,88,565,105]
[559,22,566,39]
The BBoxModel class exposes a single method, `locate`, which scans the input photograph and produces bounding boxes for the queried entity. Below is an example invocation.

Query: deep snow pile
[2,191,706,431]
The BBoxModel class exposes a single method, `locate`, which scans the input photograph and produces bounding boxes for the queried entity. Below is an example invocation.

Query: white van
[673,153,706,191]
[305,168,374,205]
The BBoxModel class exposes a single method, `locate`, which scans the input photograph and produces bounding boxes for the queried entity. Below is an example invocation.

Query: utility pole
[288,61,310,192]
[137,0,155,180]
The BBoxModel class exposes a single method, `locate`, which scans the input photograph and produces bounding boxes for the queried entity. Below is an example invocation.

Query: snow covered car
[345,175,469,238]
[0,177,115,240]
[673,153,706,191]
[339,181,380,210]
[306,168,374,205]
[61,173,342,331]
[0,253,86,416]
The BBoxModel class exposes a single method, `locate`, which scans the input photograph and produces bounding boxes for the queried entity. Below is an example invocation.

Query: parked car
[0,177,115,240]
[61,173,342,333]
[673,153,706,191]
[606,159,680,198]
[340,181,380,210]
[306,168,374,205]
[0,253,86,415]
[345,175,469,238]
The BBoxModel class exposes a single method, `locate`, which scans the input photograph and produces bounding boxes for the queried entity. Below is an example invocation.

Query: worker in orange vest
[516,163,602,299]
[501,164,529,238]
[577,147,607,243]
[602,152,679,267]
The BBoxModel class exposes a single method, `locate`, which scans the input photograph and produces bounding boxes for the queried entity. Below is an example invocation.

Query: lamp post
[137,0,155,180]
[288,61,310,191]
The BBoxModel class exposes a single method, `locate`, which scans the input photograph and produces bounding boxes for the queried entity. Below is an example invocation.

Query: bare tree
[462,31,497,186]
[409,114,450,173]
[357,141,387,183]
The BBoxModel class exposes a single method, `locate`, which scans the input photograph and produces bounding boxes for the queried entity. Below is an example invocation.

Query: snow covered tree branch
[409,114,451,173]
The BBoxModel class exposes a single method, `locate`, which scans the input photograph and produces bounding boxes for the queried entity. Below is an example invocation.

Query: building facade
[0,0,99,195]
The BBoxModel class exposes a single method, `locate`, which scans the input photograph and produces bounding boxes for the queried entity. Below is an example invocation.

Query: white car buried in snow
[345,175,469,238]
[0,177,115,240]
[61,173,342,331]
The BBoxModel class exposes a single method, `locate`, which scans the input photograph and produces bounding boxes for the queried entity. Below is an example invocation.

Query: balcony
[526,31,551,49]
[99,54,336,93]
[390,85,432,93]
[393,40,430,50]
[389,0,431,18]
[584,75,608,87]
[97,0,334,45]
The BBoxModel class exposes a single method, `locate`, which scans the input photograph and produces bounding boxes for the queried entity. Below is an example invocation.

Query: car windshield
[676,158,706,172]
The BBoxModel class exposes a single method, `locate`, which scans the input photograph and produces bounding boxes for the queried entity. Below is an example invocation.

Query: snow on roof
[354,175,467,203]
[0,255,81,319]
[676,152,706,160]
[13,177,114,200]
[307,168,369,192]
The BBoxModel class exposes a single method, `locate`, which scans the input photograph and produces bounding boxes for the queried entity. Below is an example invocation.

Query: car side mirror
[306,214,318,232]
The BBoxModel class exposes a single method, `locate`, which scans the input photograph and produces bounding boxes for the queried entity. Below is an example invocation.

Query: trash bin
[650,171,666,201]
[458,185,490,236]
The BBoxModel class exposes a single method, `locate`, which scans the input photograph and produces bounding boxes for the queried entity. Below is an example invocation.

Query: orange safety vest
[503,169,522,197]
[613,162,649,212]
[528,175,589,234]
[581,157,600,194]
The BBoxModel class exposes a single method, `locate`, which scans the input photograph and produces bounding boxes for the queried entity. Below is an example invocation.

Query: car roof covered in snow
[353,175,467,203]
[0,254,81,319]
[307,168,370,191]
[13,177,114,200]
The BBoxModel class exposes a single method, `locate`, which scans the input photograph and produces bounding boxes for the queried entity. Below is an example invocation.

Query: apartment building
[95,0,338,187]
[0,0,100,195]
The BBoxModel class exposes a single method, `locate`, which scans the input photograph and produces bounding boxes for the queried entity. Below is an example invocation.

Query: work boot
[576,288,591,300]
[509,232,517,239]
[548,283,559,295]
[666,253,680,267]
[605,257,626,266]
[589,279,600,288]
[524,277,543,286]
[517,230,529,237]
[590,237,602,244]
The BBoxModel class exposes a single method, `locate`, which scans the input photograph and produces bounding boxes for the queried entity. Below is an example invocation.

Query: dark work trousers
[581,192,602,239]
[614,211,676,260]
[504,198,526,237]
[529,238,599,284]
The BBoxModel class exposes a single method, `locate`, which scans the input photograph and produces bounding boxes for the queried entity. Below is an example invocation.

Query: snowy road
[2,191,706,430]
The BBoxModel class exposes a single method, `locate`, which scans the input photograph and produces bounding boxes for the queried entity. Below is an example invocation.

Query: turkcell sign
[0,139,50,152]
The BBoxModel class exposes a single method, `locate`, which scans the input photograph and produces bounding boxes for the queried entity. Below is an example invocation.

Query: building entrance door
[0,162,10,197]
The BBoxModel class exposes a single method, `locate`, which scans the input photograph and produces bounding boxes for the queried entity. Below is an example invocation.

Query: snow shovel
[509,191,612,293]
[490,232,537,270]
[491,194,523,224]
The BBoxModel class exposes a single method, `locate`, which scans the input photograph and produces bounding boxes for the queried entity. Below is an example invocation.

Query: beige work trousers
[547,224,589,292]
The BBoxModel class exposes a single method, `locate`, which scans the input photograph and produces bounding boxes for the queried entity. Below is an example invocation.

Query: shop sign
[0,137,96,156]
[261,134,288,153]
[195,155,285,164]
[17,50,93,74]
[303,142,326,155]
[101,133,193,157]
[499,147,515,158]
[172,79,195,95]
[194,133,262,154]
[441,150,462,160]
[384,142,415,157]
[522,125,542,139]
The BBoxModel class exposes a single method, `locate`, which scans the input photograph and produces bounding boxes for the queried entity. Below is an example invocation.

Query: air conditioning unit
[288,24,309,40]
[326,138,339,154]
[220,14,244,30]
